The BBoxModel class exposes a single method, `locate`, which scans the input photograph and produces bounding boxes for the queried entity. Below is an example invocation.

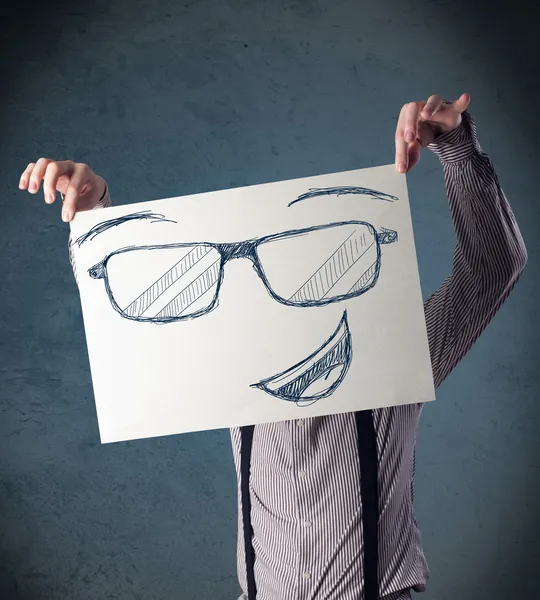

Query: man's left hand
[395,93,471,174]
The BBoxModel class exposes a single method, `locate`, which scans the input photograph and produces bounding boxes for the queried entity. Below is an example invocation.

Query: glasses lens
[106,244,221,320]
[257,223,379,304]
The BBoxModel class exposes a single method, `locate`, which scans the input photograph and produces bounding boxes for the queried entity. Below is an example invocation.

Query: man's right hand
[19,158,107,222]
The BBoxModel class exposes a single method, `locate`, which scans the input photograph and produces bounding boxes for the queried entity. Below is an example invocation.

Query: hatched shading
[289,228,377,302]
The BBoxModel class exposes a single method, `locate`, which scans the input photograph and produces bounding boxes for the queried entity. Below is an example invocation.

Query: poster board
[69,164,435,443]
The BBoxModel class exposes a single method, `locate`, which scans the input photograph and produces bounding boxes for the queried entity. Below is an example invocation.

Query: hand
[395,93,471,174]
[18,158,107,222]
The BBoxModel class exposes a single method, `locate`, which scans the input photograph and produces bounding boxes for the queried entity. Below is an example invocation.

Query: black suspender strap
[355,410,379,600]
[240,425,257,600]
[241,415,377,600]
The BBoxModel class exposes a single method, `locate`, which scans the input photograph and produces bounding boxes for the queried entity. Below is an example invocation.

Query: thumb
[417,120,435,147]
[453,93,471,113]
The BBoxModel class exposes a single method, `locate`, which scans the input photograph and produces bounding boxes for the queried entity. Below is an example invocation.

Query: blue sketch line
[75,211,177,247]
[288,186,399,207]
[322,243,376,300]
[251,310,352,406]
[288,230,357,302]
[347,262,378,294]
[289,232,377,303]
[87,220,398,324]
[377,228,398,244]
[124,245,213,318]
[155,259,221,319]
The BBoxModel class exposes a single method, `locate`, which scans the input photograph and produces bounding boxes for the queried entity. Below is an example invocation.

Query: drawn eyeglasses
[88,220,398,323]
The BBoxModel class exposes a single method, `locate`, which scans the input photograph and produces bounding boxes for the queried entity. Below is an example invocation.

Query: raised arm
[18,158,113,286]
[423,111,527,388]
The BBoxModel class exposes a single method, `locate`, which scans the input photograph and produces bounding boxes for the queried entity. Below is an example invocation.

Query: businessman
[20,93,527,600]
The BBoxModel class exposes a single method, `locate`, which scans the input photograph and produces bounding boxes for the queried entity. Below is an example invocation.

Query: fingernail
[29,181,36,192]
[46,193,54,204]
[398,162,406,173]
[19,179,26,189]
[406,131,415,142]
[62,210,70,222]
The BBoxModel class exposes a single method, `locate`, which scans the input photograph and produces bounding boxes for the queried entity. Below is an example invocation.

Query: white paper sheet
[69,164,435,443]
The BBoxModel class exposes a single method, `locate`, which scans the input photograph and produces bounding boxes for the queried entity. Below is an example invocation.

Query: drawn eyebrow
[75,211,177,247]
[288,186,399,207]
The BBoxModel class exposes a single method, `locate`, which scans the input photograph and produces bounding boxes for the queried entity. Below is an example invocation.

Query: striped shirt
[69,110,527,600]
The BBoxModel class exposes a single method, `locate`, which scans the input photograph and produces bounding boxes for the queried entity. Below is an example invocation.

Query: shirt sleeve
[424,110,528,389]
[67,178,113,287]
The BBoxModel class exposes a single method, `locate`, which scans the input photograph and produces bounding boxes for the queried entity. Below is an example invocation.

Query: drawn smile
[251,311,352,407]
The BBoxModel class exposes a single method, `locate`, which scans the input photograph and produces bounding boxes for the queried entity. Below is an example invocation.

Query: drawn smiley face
[79,186,398,408]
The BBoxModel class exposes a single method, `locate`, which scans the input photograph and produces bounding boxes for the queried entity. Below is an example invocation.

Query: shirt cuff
[60,177,111,208]
[94,178,111,208]
[427,110,484,163]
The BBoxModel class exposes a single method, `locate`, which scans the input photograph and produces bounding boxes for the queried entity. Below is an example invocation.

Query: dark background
[1,1,538,599]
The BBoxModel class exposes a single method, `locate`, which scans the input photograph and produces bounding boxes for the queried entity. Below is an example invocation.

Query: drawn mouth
[251,311,352,407]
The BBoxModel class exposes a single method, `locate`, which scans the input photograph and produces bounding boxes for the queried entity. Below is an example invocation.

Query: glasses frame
[88,220,397,324]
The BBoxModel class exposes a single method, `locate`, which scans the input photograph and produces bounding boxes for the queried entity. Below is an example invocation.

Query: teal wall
[1,1,538,598]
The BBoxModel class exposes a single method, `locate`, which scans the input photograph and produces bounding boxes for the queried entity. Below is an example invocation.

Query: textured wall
[1,1,538,598]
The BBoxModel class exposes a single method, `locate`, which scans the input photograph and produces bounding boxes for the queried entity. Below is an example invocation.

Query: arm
[17,159,113,287]
[423,110,528,389]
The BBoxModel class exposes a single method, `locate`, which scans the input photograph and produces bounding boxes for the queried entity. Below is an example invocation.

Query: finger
[19,162,35,189]
[395,133,408,173]
[395,102,420,171]
[420,95,443,120]
[453,92,471,113]
[395,106,410,172]
[27,158,52,194]
[405,140,422,173]
[62,163,90,222]
[43,160,76,205]
[402,102,423,144]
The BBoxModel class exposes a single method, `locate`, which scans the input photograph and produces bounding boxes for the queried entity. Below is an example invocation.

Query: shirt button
[302,572,311,579]
[296,420,304,427]
[303,520,312,528]
[299,471,307,479]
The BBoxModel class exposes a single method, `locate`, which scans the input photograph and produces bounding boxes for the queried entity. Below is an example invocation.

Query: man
[20,93,527,600]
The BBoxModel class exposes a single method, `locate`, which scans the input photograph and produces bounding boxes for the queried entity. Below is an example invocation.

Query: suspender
[240,425,257,600]
[240,411,379,600]
[355,410,379,600]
